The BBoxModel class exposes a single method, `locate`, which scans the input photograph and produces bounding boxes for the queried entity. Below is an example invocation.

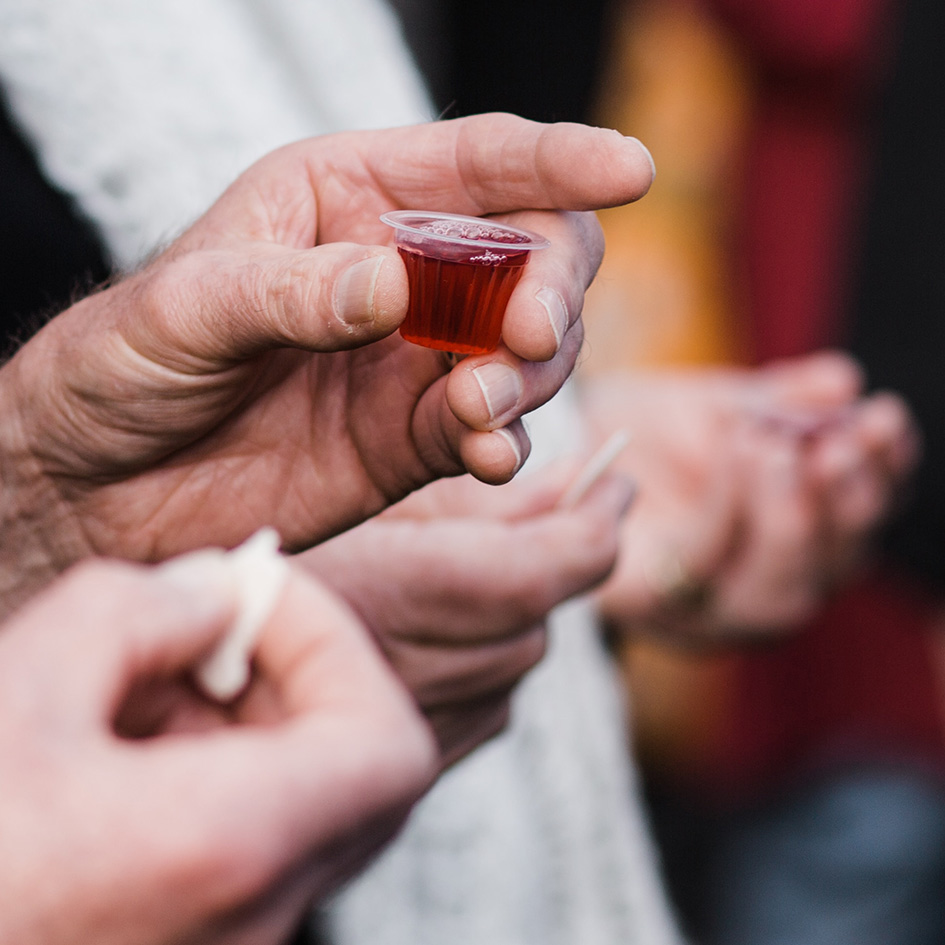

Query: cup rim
[380,210,550,251]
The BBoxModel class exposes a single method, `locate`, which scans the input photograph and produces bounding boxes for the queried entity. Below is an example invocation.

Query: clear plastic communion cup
[380,210,550,355]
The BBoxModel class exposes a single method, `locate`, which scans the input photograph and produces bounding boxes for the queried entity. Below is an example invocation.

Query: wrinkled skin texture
[0,114,654,619]
[0,557,436,945]
[300,460,635,766]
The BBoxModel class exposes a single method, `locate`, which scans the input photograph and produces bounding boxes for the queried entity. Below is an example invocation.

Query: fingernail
[627,136,656,179]
[155,549,236,618]
[536,287,569,349]
[494,426,524,475]
[334,256,385,327]
[472,362,523,424]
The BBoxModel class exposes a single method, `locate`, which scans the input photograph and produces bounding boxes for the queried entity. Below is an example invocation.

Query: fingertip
[860,389,912,435]
[461,425,531,485]
[597,127,656,200]
[625,136,657,189]
[762,350,865,406]
[809,349,865,396]
[502,284,570,362]
[449,359,524,430]
[538,124,656,207]
[857,391,923,473]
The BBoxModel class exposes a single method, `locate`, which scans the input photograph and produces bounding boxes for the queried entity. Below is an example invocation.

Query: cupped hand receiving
[0,114,654,617]
[583,351,920,647]
[298,461,636,768]
[0,555,436,945]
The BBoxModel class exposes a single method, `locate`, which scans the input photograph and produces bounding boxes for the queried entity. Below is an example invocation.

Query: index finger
[342,113,655,223]
[212,114,655,248]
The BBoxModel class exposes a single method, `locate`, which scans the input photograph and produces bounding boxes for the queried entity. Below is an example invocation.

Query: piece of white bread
[195,527,290,701]
[557,430,631,510]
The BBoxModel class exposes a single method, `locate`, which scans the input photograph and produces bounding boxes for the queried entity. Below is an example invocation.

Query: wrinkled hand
[0,555,435,945]
[0,114,653,618]
[298,460,635,767]
[584,351,919,646]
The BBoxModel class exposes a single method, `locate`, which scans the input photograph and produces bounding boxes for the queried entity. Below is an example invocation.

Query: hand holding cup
[0,114,654,615]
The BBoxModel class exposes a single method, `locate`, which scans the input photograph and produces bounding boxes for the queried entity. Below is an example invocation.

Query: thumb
[2,555,238,729]
[126,242,408,365]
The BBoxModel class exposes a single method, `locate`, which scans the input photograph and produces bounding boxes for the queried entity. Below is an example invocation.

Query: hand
[583,351,919,646]
[0,114,654,618]
[298,460,635,767]
[0,556,435,945]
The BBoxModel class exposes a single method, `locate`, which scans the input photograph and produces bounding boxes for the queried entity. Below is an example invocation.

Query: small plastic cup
[380,210,550,354]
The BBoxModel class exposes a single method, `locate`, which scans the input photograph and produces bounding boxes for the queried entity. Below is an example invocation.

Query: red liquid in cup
[381,211,548,354]
[398,244,529,354]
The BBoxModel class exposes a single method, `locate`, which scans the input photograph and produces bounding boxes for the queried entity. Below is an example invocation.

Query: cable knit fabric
[326,389,684,945]
[0,0,432,267]
[0,3,684,942]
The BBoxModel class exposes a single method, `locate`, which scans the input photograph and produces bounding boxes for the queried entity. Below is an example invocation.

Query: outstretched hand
[299,460,635,767]
[585,351,919,646]
[0,114,653,617]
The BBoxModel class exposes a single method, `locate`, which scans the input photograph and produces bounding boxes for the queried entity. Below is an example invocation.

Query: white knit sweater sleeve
[0,0,432,268]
